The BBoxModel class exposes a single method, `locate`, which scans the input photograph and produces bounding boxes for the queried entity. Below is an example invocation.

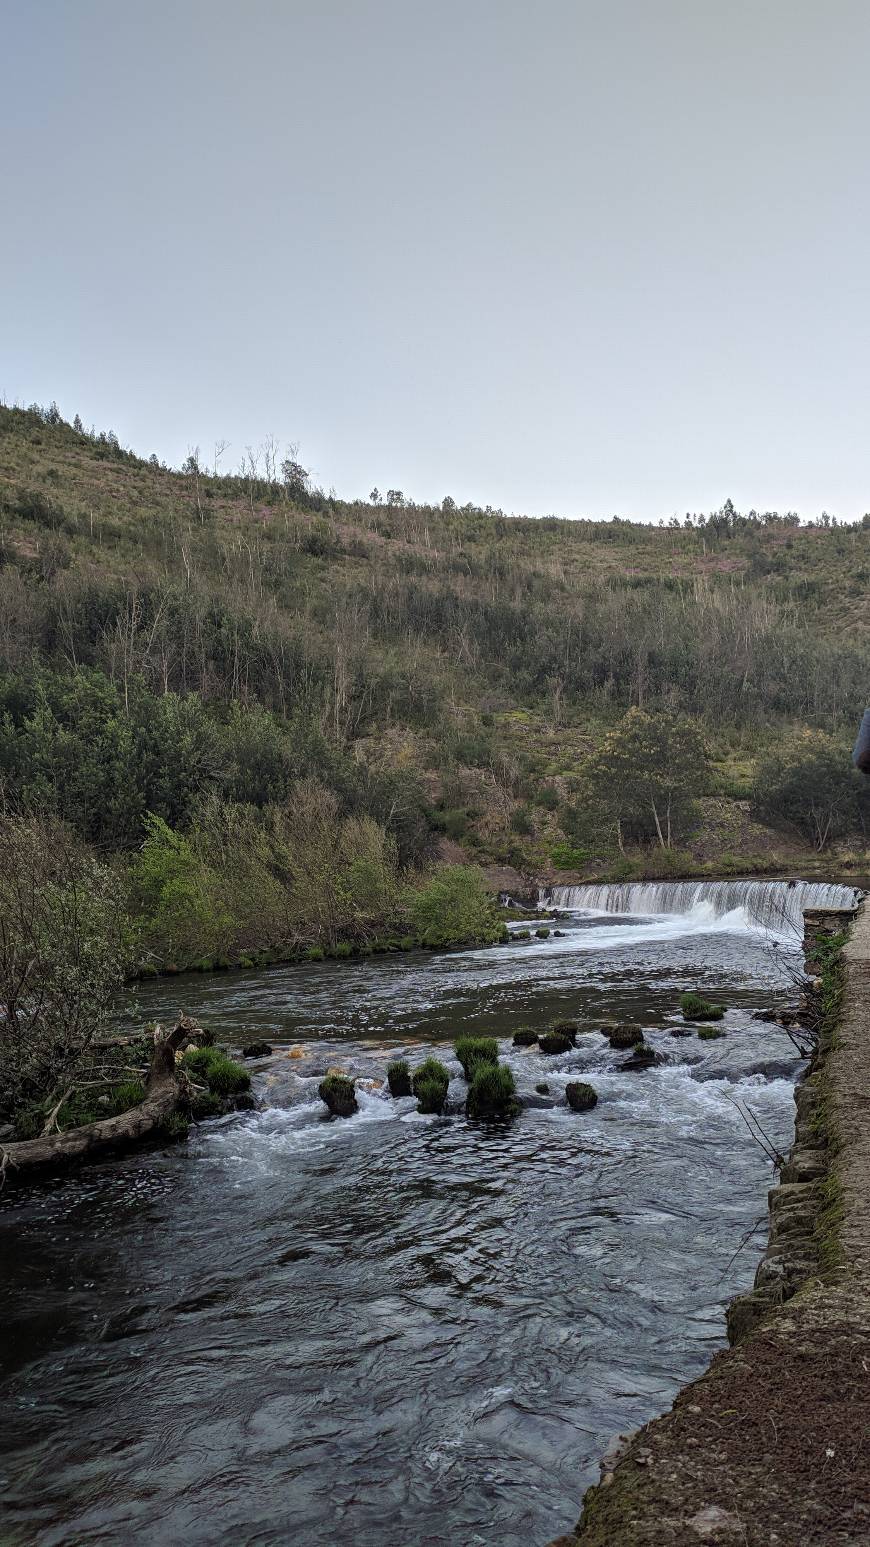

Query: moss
[535,1081,550,1094]
[466,1062,518,1119]
[534,926,551,938]
[318,1073,357,1117]
[412,1057,450,1113]
[189,1090,224,1120]
[680,990,725,1021]
[698,1025,726,1040]
[514,928,531,940]
[387,1059,412,1097]
[454,1036,499,1079]
[551,1020,578,1038]
[566,1080,598,1111]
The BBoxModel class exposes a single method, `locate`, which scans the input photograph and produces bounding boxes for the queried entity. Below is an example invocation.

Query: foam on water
[541,876,860,932]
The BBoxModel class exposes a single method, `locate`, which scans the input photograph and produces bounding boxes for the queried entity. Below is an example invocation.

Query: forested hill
[1,399,869,905]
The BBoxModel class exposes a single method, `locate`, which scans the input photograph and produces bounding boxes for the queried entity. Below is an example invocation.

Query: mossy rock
[454,1036,499,1079]
[607,1023,644,1050]
[189,1090,224,1121]
[412,1057,450,1114]
[680,991,725,1022]
[242,1040,273,1058]
[698,1025,726,1040]
[514,929,531,940]
[158,1112,191,1143]
[551,1020,578,1040]
[387,1059,412,1097]
[534,927,551,939]
[319,1073,358,1117]
[512,1028,538,1047]
[539,1031,573,1055]
[466,1062,519,1119]
[535,1082,550,1095]
[621,1044,659,1069]
[566,1081,598,1112]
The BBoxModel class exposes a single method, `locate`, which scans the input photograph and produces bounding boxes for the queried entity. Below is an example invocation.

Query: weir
[542,877,860,931]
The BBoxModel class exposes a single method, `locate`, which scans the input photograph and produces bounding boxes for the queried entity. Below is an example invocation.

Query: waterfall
[540,877,861,932]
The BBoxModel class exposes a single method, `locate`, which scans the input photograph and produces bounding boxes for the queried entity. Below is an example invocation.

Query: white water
[541,877,861,933]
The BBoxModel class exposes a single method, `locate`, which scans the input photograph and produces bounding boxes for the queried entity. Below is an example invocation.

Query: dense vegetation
[2,398,870,957]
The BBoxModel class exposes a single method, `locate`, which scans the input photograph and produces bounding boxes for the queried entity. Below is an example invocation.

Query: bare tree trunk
[0,1018,196,1187]
[651,801,666,849]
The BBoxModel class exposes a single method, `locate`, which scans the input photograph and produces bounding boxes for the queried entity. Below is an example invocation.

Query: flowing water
[0,880,858,1547]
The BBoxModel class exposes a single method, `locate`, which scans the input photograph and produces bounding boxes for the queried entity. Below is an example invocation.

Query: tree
[369,488,381,504]
[751,732,861,850]
[0,816,125,1120]
[409,863,501,946]
[581,708,708,851]
[386,489,405,508]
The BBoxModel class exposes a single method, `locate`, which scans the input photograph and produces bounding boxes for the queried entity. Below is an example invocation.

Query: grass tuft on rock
[318,1073,358,1117]
[565,1081,598,1112]
[454,1036,499,1079]
[680,990,725,1022]
[466,1062,518,1119]
[697,1025,726,1040]
[512,1027,539,1047]
[387,1059,412,1097]
[539,1030,573,1055]
[412,1057,450,1114]
[182,1045,251,1095]
[606,1023,644,1049]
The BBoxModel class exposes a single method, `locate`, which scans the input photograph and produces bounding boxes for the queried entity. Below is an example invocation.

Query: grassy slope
[1,403,868,882]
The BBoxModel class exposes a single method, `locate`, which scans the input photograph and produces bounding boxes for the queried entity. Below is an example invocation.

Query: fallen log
[0,1016,197,1187]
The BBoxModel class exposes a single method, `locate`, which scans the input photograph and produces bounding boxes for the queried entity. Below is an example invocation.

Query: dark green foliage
[606,1023,644,1048]
[110,1080,146,1113]
[306,946,325,961]
[534,926,550,939]
[332,941,353,958]
[189,1090,224,1120]
[512,1028,538,1047]
[565,1081,598,1112]
[465,1062,518,1119]
[387,1059,412,1097]
[698,1025,726,1040]
[158,1112,191,1142]
[751,732,868,850]
[539,1031,573,1055]
[412,1057,450,1113]
[515,929,531,940]
[680,992,725,1022]
[182,1045,251,1095]
[454,1036,499,1079]
[318,1073,357,1117]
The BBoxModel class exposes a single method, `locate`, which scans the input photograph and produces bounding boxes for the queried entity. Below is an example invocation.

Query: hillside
[1,400,869,894]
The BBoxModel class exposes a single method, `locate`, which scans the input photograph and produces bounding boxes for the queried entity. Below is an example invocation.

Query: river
[0,880,857,1546]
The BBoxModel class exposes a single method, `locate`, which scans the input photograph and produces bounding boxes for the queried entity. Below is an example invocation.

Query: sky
[3,0,869,520]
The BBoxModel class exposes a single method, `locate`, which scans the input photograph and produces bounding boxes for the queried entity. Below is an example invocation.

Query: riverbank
[555,900,870,1547]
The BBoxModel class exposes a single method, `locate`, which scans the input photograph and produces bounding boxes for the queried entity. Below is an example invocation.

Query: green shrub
[412,1057,450,1113]
[306,946,325,961]
[387,1059,412,1097]
[189,1090,224,1120]
[565,1081,598,1112]
[466,1062,518,1119]
[454,1036,499,1079]
[539,1031,572,1055]
[680,991,725,1022]
[158,1112,191,1142]
[408,864,502,948]
[512,1028,538,1047]
[332,941,353,959]
[318,1073,357,1116]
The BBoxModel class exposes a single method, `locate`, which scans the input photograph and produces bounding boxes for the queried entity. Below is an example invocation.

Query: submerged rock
[387,1060,412,1097]
[512,1028,539,1047]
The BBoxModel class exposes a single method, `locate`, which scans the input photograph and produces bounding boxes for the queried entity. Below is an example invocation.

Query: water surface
[0,885,840,1546]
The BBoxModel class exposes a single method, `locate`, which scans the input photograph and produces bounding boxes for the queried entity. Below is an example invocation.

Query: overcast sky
[3,1,869,519]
